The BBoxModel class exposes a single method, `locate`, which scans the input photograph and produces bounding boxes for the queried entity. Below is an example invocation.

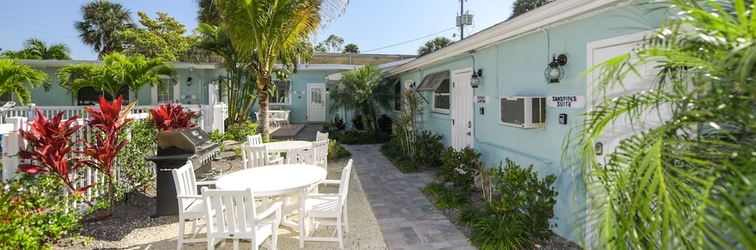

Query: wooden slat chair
[171,161,216,249]
[241,145,283,169]
[202,187,283,250]
[312,139,329,172]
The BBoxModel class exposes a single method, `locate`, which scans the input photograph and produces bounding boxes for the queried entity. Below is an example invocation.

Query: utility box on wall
[500,96,546,129]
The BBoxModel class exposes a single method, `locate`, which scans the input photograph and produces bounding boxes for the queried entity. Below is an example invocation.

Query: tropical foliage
[0,59,50,105]
[196,0,223,26]
[1,38,71,60]
[192,23,258,125]
[570,0,756,248]
[315,34,344,53]
[330,64,394,130]
[508,0,554,20]
[343,43,360,54]
[120,12,195,61]
[417,37,452,56]
[57,52,176,102]
[212,0,348,141]
[148,102,196,131]
[74,0,134,58]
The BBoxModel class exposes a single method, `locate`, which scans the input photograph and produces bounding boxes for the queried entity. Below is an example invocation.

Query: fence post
[2,117,28,182]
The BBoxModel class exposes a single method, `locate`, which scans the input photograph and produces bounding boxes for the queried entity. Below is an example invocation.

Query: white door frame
[451,67,474,150]
[584,30,653,248]
[307,83,327,122]
[150,78,181,105]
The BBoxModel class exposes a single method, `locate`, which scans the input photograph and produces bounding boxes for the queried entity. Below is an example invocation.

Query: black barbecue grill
[146,127,220,217]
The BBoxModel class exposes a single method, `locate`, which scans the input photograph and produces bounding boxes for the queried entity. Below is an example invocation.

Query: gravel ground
[55,151,387,250]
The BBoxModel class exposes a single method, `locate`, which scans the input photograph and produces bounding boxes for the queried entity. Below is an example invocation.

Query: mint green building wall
[395,5,664,242]
[252,69,346,124]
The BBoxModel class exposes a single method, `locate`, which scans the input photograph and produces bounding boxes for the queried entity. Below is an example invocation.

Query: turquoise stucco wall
[394,4,665,242]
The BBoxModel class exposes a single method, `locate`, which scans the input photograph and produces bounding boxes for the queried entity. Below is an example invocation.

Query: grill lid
[157,127,212,153]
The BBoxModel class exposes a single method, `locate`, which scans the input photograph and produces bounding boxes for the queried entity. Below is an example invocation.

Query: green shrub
[439,146,481,192]
[209,129,233,151]
[457,205,485,226]
[469,214,531,250]
[117,120,158,194]
[0,174,81,249]
[328,140,351,160]
[226,121,258,142]
[380,141,420,173]
[414,130,444,167]
[337,130,391,144]
[422,181,447,195]
[433,187,469,209]
[489,158,558,240]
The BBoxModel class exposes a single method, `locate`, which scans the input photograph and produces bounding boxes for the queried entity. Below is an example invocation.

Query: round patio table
[264,140,313,154]
[215,164,326,196]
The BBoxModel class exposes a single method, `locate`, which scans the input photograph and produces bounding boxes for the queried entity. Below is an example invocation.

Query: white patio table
[215,164,326,229]
[264,140,313,154]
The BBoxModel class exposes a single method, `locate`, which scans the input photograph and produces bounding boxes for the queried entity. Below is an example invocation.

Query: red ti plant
[76,96,136,218]
[17,109,90,196]
[148,102,196,131]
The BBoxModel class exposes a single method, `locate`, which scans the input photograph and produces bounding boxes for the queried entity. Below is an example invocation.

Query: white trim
[387,0,631,76]
[586,30,653,110]
[150,78,180,105]
[270,79,292,105]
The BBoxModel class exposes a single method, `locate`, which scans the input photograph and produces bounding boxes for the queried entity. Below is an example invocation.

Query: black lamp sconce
[186,77,193,86]
[470,69,483,88]
[544,54,569,83]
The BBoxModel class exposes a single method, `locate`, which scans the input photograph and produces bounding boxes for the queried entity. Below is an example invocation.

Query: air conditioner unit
[500,96,546,129]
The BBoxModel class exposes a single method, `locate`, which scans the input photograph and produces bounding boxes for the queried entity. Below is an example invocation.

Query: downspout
[470,41,553,164]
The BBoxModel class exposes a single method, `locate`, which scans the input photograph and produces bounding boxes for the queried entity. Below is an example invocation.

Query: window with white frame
[415,71,450,112]
[157,78,176,103]
[270,79,291,105]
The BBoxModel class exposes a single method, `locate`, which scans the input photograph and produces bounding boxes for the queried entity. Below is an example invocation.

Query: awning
[415,71,449,92]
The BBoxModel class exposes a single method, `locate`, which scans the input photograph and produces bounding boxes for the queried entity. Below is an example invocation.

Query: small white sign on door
[546,95,585,108]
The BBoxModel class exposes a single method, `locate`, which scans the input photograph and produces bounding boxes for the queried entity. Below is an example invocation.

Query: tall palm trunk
[257,74,272,141]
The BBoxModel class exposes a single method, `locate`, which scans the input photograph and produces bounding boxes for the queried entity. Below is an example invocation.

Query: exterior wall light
[470,69,483,88]
[544,54,568,83]
[186,77,193,86]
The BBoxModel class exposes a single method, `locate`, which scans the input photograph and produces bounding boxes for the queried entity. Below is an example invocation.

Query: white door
[307,83,326,122]
[451,68,474,150]
[585,31,663,248]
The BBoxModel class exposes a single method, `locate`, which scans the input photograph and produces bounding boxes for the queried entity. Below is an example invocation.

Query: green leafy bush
[327,140,351,160]
[0,174,81,249]
[457,204,485,226]
[439,146,481,192]
[421,181,447,196]
[226,121,257,142]
[380,141,420,173]
[469,214,531,250]
[336,130,391,144]
[209,129,233,151]
[117,120,158,194]
[414,130,444,167]
[489,158,558,240]
[433,187,469,209]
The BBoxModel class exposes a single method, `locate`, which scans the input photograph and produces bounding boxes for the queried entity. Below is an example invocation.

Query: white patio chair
[202,187,283,250]
[312,139,329,172]
[241,145,283,169]
[315,131,329,141]
[286,148,316,165]
[246,134,263,146]
[172,160,216,250]
[299,159,353,249]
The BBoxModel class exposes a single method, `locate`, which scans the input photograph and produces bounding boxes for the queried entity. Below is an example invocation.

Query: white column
[2,117,27,182]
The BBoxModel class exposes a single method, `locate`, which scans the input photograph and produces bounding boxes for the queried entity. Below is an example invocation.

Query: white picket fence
[0,102,228,212]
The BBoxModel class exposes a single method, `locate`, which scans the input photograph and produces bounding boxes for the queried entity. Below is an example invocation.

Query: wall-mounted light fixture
[186,77,193,86]
[544,54,568,83]
[470,69,483,88]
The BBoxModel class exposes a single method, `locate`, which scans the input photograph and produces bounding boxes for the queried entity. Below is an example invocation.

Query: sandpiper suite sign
[546,95,585,108]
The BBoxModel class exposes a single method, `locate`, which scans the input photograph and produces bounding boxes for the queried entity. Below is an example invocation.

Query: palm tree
[343,43,359,54]
[329,64,394,130]
[193,23,258,124]
[1,38,71,60]
[196,0,223,26]
[20,38,71,60]
[58,53,175,102]
[417,37,452,56]
[509,0,554,20]
[213,0,348,141]
[74,0,134,59]
[570,0,756,248]
[0,59,50,105]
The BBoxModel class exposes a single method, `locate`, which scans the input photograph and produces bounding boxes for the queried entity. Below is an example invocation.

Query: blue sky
[0,0,514,60]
